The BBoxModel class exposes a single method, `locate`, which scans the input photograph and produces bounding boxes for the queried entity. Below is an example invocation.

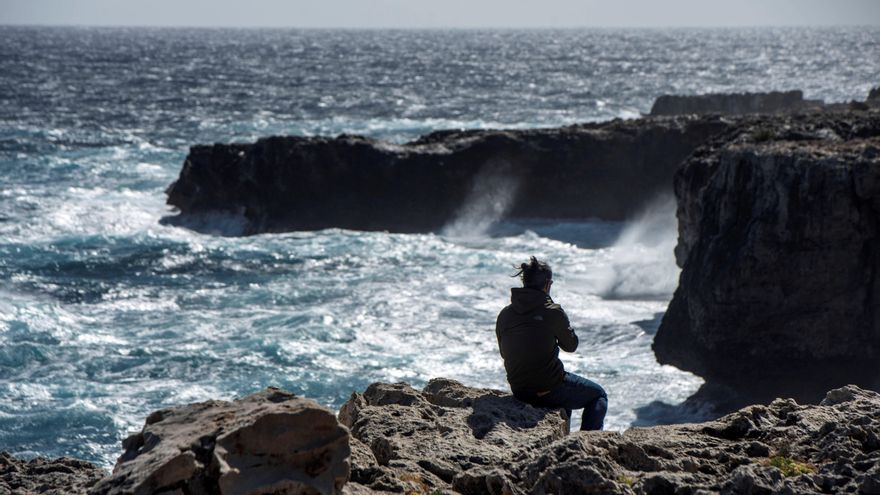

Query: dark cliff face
[164,117,731,234]
[649,90,817,116]
[654,111,880,403]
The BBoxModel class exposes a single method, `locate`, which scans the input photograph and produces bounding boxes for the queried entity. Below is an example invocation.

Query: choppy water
[1,26,878,468]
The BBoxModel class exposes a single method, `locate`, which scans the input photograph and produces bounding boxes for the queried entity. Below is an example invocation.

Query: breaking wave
[441,159,520,239]
[598,196,680,300]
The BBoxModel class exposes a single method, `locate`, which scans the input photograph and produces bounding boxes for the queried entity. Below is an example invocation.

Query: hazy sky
[2,0,880,28]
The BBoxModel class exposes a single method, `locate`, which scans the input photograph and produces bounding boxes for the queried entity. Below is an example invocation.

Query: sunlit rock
[89,388,350,495]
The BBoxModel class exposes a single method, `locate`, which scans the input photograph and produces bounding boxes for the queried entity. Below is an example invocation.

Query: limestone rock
[338,378,568,494]
[649,90,819,116]
[340,380,880,494]
[89,387,349,495]
[654,111,880,403]
[163,117,731,234]
[0,452,106,495]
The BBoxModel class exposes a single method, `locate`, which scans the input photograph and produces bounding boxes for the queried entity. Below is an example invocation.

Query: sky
[1,0,879,28]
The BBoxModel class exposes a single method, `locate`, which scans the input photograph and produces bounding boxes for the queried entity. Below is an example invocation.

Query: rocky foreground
[339,380,880,494]
[0,453,106,495]
[5,379,880,495]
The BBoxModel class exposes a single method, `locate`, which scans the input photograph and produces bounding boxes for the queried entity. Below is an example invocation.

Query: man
[495,256,607,431]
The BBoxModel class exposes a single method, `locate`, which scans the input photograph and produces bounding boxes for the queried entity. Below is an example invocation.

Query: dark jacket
[495,287,578,397]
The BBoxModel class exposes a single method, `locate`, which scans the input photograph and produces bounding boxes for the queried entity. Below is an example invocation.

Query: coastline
[4,89,880,493]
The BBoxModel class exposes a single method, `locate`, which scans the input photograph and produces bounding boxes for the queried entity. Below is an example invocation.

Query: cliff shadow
[465,394,553,439]
[633,372,880,426]
[631,312,665,336]
[632,382,741,427]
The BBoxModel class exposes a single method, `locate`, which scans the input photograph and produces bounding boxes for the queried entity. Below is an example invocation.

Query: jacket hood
[510,287,548,314]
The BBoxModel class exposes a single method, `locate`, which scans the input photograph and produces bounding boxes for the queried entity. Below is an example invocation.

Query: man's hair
[513,256,552,290]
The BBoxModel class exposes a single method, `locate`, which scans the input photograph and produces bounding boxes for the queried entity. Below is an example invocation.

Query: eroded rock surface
[339,378,568,494]
[654,111,880,404]
[0,452,106,495]
[90,387,350,495]
[5,380,880,494]
[164,116,730,234]
[342,380,880,494]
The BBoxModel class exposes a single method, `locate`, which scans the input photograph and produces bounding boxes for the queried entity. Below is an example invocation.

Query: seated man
[495,256,607,431]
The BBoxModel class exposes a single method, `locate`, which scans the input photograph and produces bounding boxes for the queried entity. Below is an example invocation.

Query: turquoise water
[1,26,878,467]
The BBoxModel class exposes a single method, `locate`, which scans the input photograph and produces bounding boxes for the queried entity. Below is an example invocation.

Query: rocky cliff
[164,117,730,234]
[649,90,819,116]
[12,380,880,494]
[654,110,880,404]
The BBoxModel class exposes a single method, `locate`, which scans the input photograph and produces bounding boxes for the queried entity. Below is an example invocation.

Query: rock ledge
[4,381,880,494]
[341,379,880,495]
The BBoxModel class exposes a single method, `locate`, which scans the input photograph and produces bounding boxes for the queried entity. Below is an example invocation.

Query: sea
[1,26,878,468]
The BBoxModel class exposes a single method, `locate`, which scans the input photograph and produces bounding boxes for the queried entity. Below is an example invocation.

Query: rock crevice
[342,381,880,494]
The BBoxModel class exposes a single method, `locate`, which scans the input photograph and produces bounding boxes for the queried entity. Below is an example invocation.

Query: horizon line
[2,22,879,30]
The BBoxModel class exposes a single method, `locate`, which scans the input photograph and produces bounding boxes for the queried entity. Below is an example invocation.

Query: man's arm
[495,310,506,359]
[543,296,578,352]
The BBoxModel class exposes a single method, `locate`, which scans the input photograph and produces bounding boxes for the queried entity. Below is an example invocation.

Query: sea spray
[598,195,680,300]
[441,159,520,239]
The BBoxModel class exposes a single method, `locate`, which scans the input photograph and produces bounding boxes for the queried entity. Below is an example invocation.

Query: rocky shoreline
[164,115,730,234]
[163,89,880,236]
[4,380,880,494]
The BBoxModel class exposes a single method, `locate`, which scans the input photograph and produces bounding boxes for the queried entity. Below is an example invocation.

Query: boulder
[163,117,731,234]
[338,378,568,494]
[0,452,106,495]
[654,111,880,403]
[89,388,350,495]
[649,90,819,116]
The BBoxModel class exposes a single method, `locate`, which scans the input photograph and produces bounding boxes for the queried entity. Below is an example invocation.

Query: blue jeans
[527,372,608,431]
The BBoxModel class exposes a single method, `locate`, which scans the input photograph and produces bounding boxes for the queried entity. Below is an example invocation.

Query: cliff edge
[164,117,730,234]
[654,110,880,404]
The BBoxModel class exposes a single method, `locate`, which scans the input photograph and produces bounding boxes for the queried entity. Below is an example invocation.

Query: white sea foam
[597,196,680,300]
[441,159,521,239]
